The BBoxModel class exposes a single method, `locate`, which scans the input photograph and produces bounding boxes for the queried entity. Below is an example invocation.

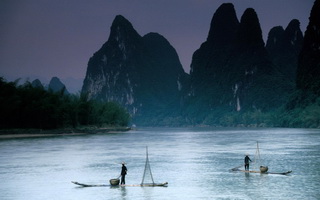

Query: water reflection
[0,127,319,199]
[245,171,250,180]
[120,187,127,200]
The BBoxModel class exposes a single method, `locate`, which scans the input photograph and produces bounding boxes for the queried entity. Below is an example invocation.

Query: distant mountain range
[296,0,320,96]
[31,77,69,95]
[185,4,299,123]
[76,1,319,126]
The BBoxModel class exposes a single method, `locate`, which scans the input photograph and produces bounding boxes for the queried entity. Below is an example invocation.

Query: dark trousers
[245,163,249,170]
[121,175,126,184]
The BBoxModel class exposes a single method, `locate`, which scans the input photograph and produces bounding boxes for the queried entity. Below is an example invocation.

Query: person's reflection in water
[120,186,127,200]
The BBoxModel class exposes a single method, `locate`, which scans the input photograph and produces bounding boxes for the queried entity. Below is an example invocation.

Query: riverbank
[0,126,131,139]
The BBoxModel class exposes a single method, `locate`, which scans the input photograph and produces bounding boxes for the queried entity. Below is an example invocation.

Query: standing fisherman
[120,162,127,185]
[244,154,252,171]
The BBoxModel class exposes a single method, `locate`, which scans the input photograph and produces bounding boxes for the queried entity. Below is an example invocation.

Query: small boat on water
[231,142,292,175]
[72,146,168,187]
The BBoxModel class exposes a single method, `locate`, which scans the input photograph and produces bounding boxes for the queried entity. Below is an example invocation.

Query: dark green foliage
[0,78,130,129]
[91,101,130,127]
[276,89,320,128]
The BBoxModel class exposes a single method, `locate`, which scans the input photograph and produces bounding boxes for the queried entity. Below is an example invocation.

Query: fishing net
[253,141,268,172]
[141,147,154,185]
[253,142,261,170]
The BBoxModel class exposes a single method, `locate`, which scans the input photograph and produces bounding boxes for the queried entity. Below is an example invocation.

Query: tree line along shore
[0,78,131,132]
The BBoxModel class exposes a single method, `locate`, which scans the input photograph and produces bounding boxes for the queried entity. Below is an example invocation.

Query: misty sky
[0,0,315,87]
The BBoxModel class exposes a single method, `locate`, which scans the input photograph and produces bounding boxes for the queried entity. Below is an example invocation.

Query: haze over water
[0,127,319,199]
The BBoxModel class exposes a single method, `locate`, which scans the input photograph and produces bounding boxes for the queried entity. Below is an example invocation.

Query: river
[0,127,319,199]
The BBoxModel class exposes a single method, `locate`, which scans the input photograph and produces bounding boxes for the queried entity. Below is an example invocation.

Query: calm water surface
[0,127,319,200]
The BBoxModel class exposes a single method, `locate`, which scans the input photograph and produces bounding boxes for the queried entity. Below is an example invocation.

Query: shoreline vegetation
[0,126,131,139]
[0,78,131,132]
[2,78,320,130]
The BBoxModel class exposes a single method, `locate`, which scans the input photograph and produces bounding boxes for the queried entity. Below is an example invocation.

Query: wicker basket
[260,166,268,173]
[109,178,120,186]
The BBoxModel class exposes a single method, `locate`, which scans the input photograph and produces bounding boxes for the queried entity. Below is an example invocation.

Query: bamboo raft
[71,181,108,187]
[231,142,292,175]
[72,146,168,188]
[232,169,292,175]
[122,182,168,187]
[71,181,168,187]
